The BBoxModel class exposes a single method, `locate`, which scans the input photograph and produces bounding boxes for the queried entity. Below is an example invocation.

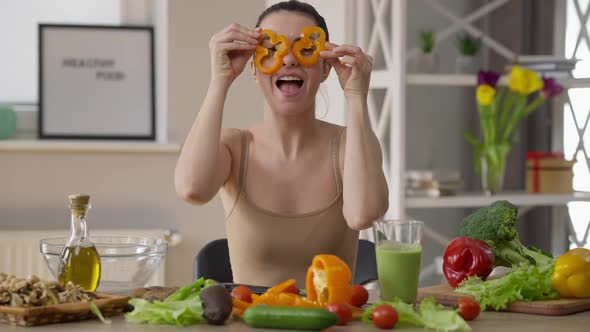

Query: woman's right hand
[209,23,261,87]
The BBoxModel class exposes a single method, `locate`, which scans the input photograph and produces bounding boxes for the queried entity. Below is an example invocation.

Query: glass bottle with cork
[58,194,101,291]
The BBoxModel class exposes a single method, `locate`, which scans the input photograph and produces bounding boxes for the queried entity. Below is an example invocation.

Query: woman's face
[254,11,330,116]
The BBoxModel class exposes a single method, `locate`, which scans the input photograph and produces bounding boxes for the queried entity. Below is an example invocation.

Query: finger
[224,23,260,38]
[216,31,259,45]
[319,50,342,59]
[326,42,339,49]
[327,45,364,57]
[325,57,348,75]
[218,42,258,52]
[340,55,358,67]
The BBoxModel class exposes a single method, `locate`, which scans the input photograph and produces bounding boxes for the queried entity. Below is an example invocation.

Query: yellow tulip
[508,66,544,94]
[477,84,496,106]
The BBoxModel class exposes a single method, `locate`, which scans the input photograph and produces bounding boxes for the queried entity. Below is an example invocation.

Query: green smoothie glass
[373,220,423,303]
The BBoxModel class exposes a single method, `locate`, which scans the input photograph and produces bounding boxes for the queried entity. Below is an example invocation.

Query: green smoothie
[376,241,422,303]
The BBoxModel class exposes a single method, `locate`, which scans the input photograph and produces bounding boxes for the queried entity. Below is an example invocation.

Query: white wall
[0,0,265,287]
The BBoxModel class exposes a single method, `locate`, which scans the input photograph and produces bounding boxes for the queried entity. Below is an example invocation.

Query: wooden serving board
[0,292,130,327]
[417,284,590,316]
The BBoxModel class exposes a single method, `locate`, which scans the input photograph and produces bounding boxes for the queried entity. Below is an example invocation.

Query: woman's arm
[174,23,260,205]
[174,83,233,205]
[341,98,389,230]
[321,44,389,230]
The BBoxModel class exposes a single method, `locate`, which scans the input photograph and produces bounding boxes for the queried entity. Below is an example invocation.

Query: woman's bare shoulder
[220,128,244,157]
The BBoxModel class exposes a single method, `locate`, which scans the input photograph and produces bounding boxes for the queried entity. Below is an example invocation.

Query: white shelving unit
[353,0,590,259]
[357,0,587,215]
[406,192,590,209]
[0,140,180,153]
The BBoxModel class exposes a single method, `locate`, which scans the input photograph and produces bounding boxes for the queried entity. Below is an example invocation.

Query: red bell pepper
[443,236,495,288]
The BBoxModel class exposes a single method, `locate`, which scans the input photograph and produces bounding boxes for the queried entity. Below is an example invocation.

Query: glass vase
[479,146,509,195]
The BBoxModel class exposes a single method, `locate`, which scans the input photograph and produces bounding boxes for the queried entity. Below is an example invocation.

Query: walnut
[0,273,96,307]
[0,291,10,304]
[10,293,24,307]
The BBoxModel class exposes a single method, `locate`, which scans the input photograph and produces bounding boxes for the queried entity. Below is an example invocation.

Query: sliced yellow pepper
[306,254,352,305]
[292,26,326,66]
[255,29,289,75]
[551,248,590,298]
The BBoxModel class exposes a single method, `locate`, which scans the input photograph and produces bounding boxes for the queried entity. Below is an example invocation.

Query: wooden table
[0,311,587,332]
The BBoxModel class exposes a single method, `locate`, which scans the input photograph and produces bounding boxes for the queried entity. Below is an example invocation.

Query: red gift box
[526,152,574,193]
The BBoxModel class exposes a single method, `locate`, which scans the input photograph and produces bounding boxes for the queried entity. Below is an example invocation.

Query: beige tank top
[224,130,359,287]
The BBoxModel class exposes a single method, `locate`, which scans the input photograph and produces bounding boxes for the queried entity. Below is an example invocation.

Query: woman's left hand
[320,43,373,99]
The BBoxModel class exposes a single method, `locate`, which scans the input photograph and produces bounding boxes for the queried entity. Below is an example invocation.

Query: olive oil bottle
[58,194,101,291]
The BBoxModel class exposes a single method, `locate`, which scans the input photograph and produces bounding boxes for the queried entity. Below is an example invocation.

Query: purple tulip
[478,70,501,88]
[541,77,564,98]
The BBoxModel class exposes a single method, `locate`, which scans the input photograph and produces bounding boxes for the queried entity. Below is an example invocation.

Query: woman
[175,0,388,287]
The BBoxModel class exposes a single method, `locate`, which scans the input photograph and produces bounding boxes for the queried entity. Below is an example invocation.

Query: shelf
[406,74,590,87]
[0,139,181,153]
[406,191,590,208]
[370,71,590,88]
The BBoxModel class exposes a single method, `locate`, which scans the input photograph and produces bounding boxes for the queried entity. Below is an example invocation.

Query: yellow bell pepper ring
[551,248,590,298]
[306,254,352,306]
[293,26,326,66]
[255,29,289,75]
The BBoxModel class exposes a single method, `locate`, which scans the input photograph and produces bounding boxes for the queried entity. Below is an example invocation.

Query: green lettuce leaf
[125,278,210,326]
[455,263,558,311]
[125,298,204,326]
[362,297,470,332]
[164,278,206,302]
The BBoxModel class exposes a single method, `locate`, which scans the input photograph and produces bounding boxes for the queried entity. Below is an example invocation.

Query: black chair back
[193,238,378,285]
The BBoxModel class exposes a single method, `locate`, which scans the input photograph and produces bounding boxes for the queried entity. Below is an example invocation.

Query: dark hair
[255,0,329,41]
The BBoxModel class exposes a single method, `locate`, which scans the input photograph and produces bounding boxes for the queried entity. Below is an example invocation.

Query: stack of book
[506,55,578,78]
[405,170,463,197]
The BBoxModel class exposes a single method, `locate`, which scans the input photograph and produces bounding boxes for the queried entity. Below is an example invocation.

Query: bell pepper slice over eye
[551,248,590,298]
[255,29,289,75]
[293,26,327,66]
[306,254,352,306]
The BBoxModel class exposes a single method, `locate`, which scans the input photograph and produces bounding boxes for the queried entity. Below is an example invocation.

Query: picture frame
[39,24,155,140]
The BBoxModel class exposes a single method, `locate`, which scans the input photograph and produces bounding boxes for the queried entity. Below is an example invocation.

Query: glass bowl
[40,236,167,294]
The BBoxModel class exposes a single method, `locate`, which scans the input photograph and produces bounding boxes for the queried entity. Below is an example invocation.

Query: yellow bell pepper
[255,29,289,75]
[292,26,326,66]
[306,254,352,305]
[551,248,590,298]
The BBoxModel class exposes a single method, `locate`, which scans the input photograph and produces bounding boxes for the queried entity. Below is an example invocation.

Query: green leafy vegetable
[89,302,111,324]
[125,278,208,326]
[362,297,470,332]
[164,278,206,302]
[125,298,204,326]
[455,263,558,311]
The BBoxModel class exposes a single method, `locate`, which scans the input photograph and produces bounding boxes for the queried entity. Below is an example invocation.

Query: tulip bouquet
[464,66,564,194]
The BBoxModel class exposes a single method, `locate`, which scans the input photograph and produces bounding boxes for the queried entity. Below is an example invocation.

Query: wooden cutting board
[417,284,590,316]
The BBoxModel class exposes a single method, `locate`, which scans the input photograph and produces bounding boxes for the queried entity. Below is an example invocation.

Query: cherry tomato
[372,304,398,329]
[283,283,298,294]
[457,297,480,321]
[231,285,253,303]
[349,285,369,307]
[327,303,352,326]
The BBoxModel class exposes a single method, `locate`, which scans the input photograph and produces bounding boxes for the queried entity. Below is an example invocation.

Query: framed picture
[39,24,155,140]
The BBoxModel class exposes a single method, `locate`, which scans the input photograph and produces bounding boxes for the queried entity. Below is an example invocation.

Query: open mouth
[276,75,304,95]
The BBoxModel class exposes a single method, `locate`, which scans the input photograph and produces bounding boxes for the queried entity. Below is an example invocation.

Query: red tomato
[327,303,352,326]
[231,285,253,303]
[349,285,369,307]
[372,304,398,329]
[457,297,480,321]
[283,283,298,294]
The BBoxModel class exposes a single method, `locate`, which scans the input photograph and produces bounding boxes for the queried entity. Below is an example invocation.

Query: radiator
[0,229,166,288]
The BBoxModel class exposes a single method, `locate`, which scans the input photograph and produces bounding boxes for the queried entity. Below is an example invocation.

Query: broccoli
[458,200,554,268]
